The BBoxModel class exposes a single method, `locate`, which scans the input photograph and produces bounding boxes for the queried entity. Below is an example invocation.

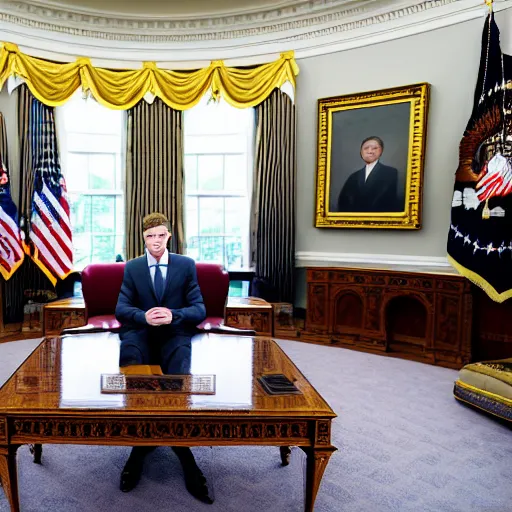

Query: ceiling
[1,0,507,65]
[25,0,331,17]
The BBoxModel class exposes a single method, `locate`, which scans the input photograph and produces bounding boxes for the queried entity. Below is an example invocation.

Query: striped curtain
[0,112,8,164]
[251,89,296,303]
[18,85,34,224]
[0,113,7,329]
[125,98,185,260]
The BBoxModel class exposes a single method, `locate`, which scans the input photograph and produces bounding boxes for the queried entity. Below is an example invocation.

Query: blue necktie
[153,264,165,301]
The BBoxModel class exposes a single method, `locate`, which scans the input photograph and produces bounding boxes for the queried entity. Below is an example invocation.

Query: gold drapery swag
[0,43,299,110]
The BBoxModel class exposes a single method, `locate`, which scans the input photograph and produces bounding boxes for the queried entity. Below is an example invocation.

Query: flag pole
[484,0,493,12]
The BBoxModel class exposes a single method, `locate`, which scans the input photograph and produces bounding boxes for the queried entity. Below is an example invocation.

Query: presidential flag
[447,12,512,302]
[0,113,24,280]
[27,97,73,286]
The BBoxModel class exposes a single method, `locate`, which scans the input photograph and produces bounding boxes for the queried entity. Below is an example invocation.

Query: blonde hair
[142,212,170,231]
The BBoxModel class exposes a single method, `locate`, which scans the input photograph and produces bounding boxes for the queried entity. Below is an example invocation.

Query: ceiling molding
[9,0,358,22]
[0,0,510,67]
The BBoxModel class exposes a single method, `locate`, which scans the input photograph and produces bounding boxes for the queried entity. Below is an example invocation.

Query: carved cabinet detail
[304,267,472,369]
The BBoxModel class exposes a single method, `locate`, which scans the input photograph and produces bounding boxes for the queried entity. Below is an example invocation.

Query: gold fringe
[455,380,512,406]
[0,251,24,280]
[29,247,74,287]
[447,254,512,303]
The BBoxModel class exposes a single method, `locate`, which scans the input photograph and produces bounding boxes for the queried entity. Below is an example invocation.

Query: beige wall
[294,10,512,307]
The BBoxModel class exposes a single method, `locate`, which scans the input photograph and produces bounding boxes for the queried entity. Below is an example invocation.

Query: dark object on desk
[258,374,301,395]
[101,374,216,394]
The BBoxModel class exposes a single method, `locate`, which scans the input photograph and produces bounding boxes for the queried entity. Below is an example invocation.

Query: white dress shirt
[146,250,169,287]
[365,160,379,181]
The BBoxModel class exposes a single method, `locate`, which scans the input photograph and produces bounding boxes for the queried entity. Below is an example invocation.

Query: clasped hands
[145,307,173,326]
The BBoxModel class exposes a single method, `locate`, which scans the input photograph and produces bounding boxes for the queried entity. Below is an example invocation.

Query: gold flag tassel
[482,198,490,219]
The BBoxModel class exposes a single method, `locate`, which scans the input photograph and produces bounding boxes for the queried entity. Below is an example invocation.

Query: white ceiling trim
[0,0,510,67]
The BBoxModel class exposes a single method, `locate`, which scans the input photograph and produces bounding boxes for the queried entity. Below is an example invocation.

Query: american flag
[28,98,73,285]
[0,156,25,280]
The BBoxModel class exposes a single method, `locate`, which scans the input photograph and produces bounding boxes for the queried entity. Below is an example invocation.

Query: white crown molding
[13,0,357,22]
[0,0,510,67]
[295,251,453,269]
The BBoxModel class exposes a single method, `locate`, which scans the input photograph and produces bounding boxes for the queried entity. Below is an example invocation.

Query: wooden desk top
[0,333,335,419]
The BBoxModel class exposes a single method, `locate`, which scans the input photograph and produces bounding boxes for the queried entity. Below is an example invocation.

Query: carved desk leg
[301,447,336,512]
[29,444,42,464]
[0,445,20,512]
[280,446,292,466]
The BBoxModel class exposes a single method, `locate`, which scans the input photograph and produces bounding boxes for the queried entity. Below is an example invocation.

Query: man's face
[360,139,383,164]
[143,225,171,259]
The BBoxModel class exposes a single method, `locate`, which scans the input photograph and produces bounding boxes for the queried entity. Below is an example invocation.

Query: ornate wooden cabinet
[43,297,86,335]
[225,297,273,336]
[303,266,472,369]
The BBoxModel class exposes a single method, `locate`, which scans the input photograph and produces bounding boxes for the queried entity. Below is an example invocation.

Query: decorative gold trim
[455,380,512,407]
[315,82,429,229]
[447,255,512,304]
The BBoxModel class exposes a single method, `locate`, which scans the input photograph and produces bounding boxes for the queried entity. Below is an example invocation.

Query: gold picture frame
[315,82,429,229]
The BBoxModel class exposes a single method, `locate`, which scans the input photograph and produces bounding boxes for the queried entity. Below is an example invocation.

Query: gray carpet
[0,338,510,512]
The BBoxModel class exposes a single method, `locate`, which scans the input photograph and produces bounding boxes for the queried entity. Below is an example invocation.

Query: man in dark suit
[337,136,401,212]
[115,212,212,504]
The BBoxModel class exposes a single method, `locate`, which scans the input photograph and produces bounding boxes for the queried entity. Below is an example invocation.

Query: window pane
[199,236,224,264]
[225,198,245,235]
[92,235,115,263]
[186,196,198,238]
[65,153,88,191]
[183,100,254,271]
[186,134,247,154]
[185,155,198,192]
[89,154,116,190]
[91,196,115,233]
[187,235,200,262]
[224,155,247,192]
[199,197,224,235]
[69,194,91,235]
[57,94,125,270]
[197,155,223,192]
[225,236,243,269]
[73,233,92,270]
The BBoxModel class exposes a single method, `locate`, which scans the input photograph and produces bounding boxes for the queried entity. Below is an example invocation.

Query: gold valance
[0,43,299,110]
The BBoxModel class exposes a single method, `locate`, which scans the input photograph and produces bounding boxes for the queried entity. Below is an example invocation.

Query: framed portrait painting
[315,83,429,229]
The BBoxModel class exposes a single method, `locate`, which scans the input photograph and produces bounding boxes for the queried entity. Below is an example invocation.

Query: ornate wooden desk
[0,332,336,511]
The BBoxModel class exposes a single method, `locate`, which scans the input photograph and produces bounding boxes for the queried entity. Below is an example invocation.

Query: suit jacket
[337,162,401,213]
[115,252,206,351]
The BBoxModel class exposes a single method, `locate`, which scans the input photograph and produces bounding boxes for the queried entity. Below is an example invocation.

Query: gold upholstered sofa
[453,358,512,422]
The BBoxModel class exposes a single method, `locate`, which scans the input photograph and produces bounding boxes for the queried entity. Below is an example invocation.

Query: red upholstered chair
[81,263,125,331]
[74,261,248,334]
[195,262,230,330]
